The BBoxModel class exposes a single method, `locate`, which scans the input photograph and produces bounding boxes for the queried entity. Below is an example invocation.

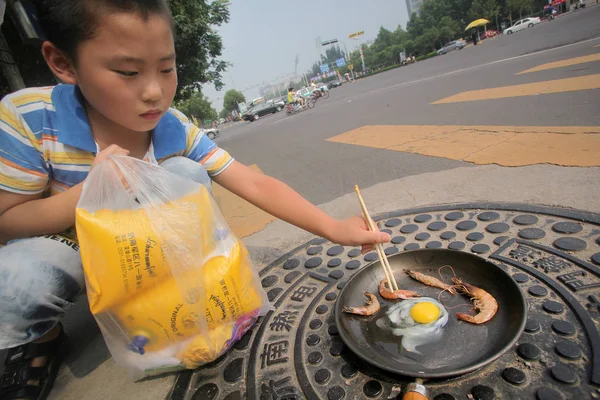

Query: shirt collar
[51,84,186,159]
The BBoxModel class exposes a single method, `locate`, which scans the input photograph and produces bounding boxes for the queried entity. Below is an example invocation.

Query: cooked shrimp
[451,277,498,324]
[343,292,380,315]
[403,269,457,294]
[378,279,420,300]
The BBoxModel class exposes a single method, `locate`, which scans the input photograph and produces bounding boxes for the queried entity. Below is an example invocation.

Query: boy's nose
[142,80,162,103]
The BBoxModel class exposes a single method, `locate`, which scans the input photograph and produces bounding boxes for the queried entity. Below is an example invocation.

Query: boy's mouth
[140,110,162,120]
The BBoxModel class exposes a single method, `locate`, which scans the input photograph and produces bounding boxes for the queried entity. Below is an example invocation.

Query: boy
[287,87,304,107]
[0,1,390,399]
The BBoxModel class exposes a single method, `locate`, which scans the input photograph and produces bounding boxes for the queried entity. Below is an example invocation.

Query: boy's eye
[114,70,138,77]
[161,68,175,74]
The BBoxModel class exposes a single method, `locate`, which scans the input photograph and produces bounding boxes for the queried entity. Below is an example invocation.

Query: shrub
[365,64,402,77]
[416,51,439,61]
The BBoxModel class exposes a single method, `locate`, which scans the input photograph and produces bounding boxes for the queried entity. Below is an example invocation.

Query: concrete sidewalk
[43,162,600,400]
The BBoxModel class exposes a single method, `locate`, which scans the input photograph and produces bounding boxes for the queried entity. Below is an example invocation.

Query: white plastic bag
[75,156,271,378]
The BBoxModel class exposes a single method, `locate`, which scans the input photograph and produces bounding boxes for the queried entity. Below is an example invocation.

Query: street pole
[359,44,366,74]
[351,37,366,74]
[341,41,349,61]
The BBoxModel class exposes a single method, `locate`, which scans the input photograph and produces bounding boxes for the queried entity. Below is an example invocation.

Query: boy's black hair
[34,0,173,63]
[288,88,294,92]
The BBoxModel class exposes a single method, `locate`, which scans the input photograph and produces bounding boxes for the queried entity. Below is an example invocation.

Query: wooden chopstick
[354,185,399,291]
[355,192,398,292]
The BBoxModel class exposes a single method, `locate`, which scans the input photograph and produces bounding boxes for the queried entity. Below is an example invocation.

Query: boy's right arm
[0,185,83,244]
[0,145,128,244]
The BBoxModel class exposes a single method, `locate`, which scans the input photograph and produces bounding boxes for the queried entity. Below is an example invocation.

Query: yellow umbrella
[465,18,490,31]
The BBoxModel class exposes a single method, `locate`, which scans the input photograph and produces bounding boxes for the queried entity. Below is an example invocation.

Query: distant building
[259,82,287,99]
[406,0,424,17]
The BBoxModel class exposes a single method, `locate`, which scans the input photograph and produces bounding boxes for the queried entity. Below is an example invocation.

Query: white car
[503,17,541,35]
[202,128,219,140]
[267,98,285,108]
[296,87,312,98]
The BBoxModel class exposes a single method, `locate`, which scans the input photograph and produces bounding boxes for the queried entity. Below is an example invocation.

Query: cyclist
[287,87,304,108]
[310,81,323,99]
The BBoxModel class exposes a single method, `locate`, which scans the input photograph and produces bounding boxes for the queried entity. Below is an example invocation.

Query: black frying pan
[334,249,526,379]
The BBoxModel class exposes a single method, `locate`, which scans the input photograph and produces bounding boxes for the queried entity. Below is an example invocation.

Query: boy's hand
[91,144,129,169]
[327,216,391,254]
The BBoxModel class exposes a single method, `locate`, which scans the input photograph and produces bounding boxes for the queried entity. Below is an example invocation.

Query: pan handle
[402,382,429,400]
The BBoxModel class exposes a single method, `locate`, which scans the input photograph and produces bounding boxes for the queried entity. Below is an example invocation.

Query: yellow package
[178,308,259,369]
[177,325,233,369]
[76,185,225,314]
[108,241,264,353]
[76,156,271,376]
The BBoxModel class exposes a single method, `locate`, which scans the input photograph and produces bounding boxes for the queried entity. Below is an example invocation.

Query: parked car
[327,80,342,89]
[242,102,283,121]
[437,40,466,55]
[267,97,286,108]
[503,17,541,35]
[202,128,219,140]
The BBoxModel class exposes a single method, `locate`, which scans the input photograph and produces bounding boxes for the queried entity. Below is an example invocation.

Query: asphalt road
[216,7,600,206]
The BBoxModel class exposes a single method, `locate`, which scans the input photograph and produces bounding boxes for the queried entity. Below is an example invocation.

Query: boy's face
[72,12,177,132]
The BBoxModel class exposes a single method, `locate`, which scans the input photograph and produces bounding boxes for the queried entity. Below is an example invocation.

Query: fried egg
[376,297,449,353]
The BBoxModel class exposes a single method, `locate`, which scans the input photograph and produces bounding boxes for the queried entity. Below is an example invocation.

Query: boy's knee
[0,238,83,318]
[0,250,77,346]
[160,157,212,190]
[0,253,82,321]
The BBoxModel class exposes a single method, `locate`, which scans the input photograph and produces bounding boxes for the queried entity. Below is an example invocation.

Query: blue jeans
[0,157,212,349]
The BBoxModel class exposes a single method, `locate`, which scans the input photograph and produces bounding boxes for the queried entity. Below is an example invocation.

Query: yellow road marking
[212,164,276,238]
[327,125,600,167]
[517,53,600,74]
[432,74,600,104]
[594,44,600,48]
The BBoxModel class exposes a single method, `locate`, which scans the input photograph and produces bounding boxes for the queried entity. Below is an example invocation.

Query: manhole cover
[170,203,600,400]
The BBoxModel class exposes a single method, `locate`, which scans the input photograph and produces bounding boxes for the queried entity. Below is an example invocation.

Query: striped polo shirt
[0,84,233,196]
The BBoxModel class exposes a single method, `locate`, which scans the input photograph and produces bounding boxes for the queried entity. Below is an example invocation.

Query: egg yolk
[410,302,440,324]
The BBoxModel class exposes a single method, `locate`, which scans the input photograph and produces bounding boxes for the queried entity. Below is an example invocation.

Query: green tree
[418,27,440,52]
[324,45,345,64]
[169,0,231,102]
[468,0,500,22]
[175,92,218,122]
[506,0,533,18]
[310,62,322,78]
[219,108,230,119]
[444,0,474,25]
[419,0,456,30]
[222,89,246,113]
[438,16,462,44]
[393,25,408,45]
[403,39,416,55]
[307,45,346,79]
[407,14,425,39]
[371,26,394,54]
[347,50,362,72]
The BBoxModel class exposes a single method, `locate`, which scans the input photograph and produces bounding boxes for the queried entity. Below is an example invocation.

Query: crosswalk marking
[327,125,600,167]
[517,53,600,74]
[431,74,600,104]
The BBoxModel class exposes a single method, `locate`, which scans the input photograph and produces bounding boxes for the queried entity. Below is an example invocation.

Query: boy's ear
[41,41,78,84]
